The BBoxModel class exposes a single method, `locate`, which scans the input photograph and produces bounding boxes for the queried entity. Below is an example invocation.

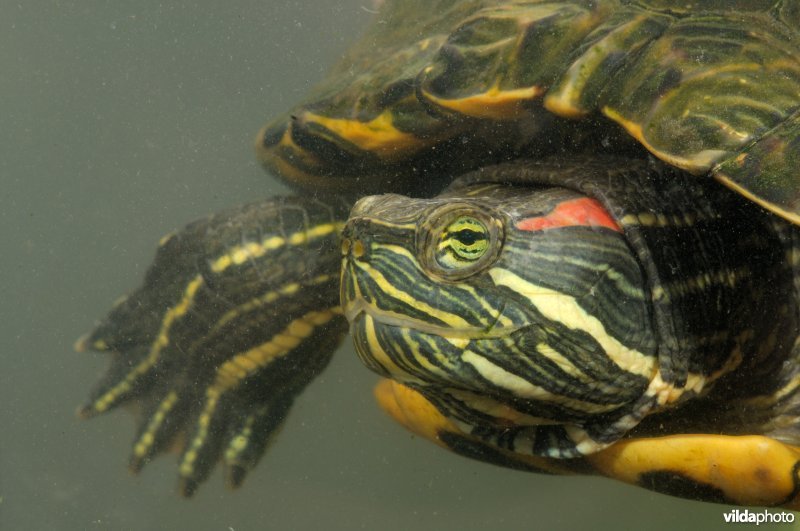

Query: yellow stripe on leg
[209,223,343,273]
[86,276,204,416]
[179,308,339,479]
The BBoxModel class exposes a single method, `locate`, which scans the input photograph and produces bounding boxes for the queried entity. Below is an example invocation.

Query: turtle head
[341,183,659,456]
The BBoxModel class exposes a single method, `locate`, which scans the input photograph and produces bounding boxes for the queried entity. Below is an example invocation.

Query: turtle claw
[178,477,200,499]
[225,466,248,491]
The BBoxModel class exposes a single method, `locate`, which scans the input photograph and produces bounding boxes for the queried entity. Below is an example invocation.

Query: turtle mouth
[343,297,520,340]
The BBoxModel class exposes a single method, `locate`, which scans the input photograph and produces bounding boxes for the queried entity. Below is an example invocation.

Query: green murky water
[1,2,789,529]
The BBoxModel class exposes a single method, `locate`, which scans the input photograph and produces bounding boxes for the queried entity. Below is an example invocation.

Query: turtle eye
[436,216,490,268]
[419,206,503,280]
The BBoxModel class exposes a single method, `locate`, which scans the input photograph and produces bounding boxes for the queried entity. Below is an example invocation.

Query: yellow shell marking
[715,171,800,226]
[255,123,331,188]
[301,110,428,159]
[373,380,581,475]
[602,106,727,173]
[421,79,544,120]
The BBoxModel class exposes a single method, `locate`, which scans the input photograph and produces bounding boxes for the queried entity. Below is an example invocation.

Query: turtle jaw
[345,306,637,460]
[340,252,522,384]
[339,221,643,449]
[342,296,520,341]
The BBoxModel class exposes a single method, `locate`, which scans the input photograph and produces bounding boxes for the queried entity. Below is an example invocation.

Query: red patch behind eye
[515,197,621,233]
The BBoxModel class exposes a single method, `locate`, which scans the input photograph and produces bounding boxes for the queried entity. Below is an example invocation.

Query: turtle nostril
[352,240,365,258]
[342,218,374,261]
[341,234,367,260]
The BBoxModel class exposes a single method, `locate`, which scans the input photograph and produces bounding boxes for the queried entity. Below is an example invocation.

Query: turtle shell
[256,0,800,507]
[258,0,800,223]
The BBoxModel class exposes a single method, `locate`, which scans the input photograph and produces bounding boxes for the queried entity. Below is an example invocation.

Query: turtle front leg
[76,195,350,496]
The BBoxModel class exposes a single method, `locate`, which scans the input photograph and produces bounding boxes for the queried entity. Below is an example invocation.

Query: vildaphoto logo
[723,509,795,525]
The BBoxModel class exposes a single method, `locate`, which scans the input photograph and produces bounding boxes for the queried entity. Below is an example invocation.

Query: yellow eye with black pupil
[437,216,489,267]
[449,229,485,256]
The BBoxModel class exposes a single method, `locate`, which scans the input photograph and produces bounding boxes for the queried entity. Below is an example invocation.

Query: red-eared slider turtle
[77,0,800,508]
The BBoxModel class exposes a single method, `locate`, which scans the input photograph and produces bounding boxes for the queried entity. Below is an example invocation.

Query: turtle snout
[343,193,420,263]
[341,219,372,263]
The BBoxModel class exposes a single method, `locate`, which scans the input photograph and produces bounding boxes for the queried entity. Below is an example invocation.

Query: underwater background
[1,1,787,529]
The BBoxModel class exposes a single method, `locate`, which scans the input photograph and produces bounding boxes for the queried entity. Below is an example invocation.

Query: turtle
[76,0,800,508]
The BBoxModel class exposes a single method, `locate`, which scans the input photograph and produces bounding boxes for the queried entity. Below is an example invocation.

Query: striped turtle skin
[78,0,800,507]
[342,159,800,507]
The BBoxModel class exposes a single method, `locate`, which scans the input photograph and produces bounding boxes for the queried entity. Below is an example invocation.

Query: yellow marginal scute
[589,434,800,509]
[377,382,800,509]
[543,89,589,119]
[602,106,728,173]
[255,122,332,188]
[421,81,544,120]
[302,110,429,159]
[714,170,800,226]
